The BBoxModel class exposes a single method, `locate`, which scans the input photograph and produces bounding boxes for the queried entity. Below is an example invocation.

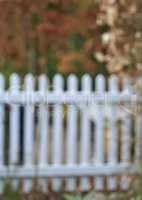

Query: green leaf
[99,24,110,34]
[45,2,60,11]
[83,191,95,200]
[3,182,21,200]
[69,33,85,51]
[131,197,141,200]
[64,194,73,200]
[64,194,82,200]
[46,48,58,79]
[31,13,42,27]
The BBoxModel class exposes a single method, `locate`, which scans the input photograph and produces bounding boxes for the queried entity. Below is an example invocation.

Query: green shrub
[64,191,95,200]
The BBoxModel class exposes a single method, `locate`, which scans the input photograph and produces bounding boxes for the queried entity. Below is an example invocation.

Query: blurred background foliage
[0,0,141,79]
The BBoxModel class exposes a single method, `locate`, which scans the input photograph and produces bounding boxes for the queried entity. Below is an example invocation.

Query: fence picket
[0,74,5,194]
[120,78,132,190]
[23,74,35,192]
[38,75,49,192]
[9,73,20,190]
[80,74,92,191]
[0,73,140,193]
[135,78,142,164]
[94,75,105,190]
[66,75,78,191]
[107,75,119,190]
[52,74,64,191]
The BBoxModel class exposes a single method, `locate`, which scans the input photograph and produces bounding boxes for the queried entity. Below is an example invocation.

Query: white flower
[95,52,105,62]
[102,32,111,44]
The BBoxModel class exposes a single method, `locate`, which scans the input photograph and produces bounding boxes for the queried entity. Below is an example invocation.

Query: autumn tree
[0,0,141,78]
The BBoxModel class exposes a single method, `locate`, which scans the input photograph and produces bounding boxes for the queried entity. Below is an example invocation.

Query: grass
[64,191,95,200]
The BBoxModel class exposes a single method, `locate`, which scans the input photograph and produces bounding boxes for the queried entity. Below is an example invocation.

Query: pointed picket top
[108,75,119,93]
[95,74,105,92]
[0,74,4,91]
[81,74,92,92]
[138,77,142,87]
[53,74,64,92]
[38,74,48,92]
[10,73,20,91]
[122,77,132,94]
[67,74,78,91]
[24,74,34,91]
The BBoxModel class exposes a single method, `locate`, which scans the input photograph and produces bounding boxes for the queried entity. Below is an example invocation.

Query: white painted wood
[80,74,92,191]
[107,75,119,190]
[66,74,78,191]
[0,74,4,167]
[9,73,20,190]
[94,74,105,190]
[135,78,142,164]
[0,163,138,178]
[0,74,5,194]
[0,90,138,105]
[0,73,140,193]
[120,78,132,190]
[51,74,64,191]
[9,73,20,165]
[38,75,49,192]
[23,74,35,193]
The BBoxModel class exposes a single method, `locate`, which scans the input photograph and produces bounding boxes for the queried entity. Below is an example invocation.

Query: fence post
[135,78,142,163]
[38,74,49,192]
[80,74,92,191]
[66,74,78,191]
[52,74,64,191]
[107,75,119,190]
[0,74,4,194]
[94,74,105,190]
[120,78,132,190]
[23,74,35,192]
[9,73,20,190]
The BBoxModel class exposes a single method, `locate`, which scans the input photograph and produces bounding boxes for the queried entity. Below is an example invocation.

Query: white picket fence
[0,73,141,193]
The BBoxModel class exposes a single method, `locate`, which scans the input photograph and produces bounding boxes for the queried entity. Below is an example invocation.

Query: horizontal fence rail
[0,73,141,193]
